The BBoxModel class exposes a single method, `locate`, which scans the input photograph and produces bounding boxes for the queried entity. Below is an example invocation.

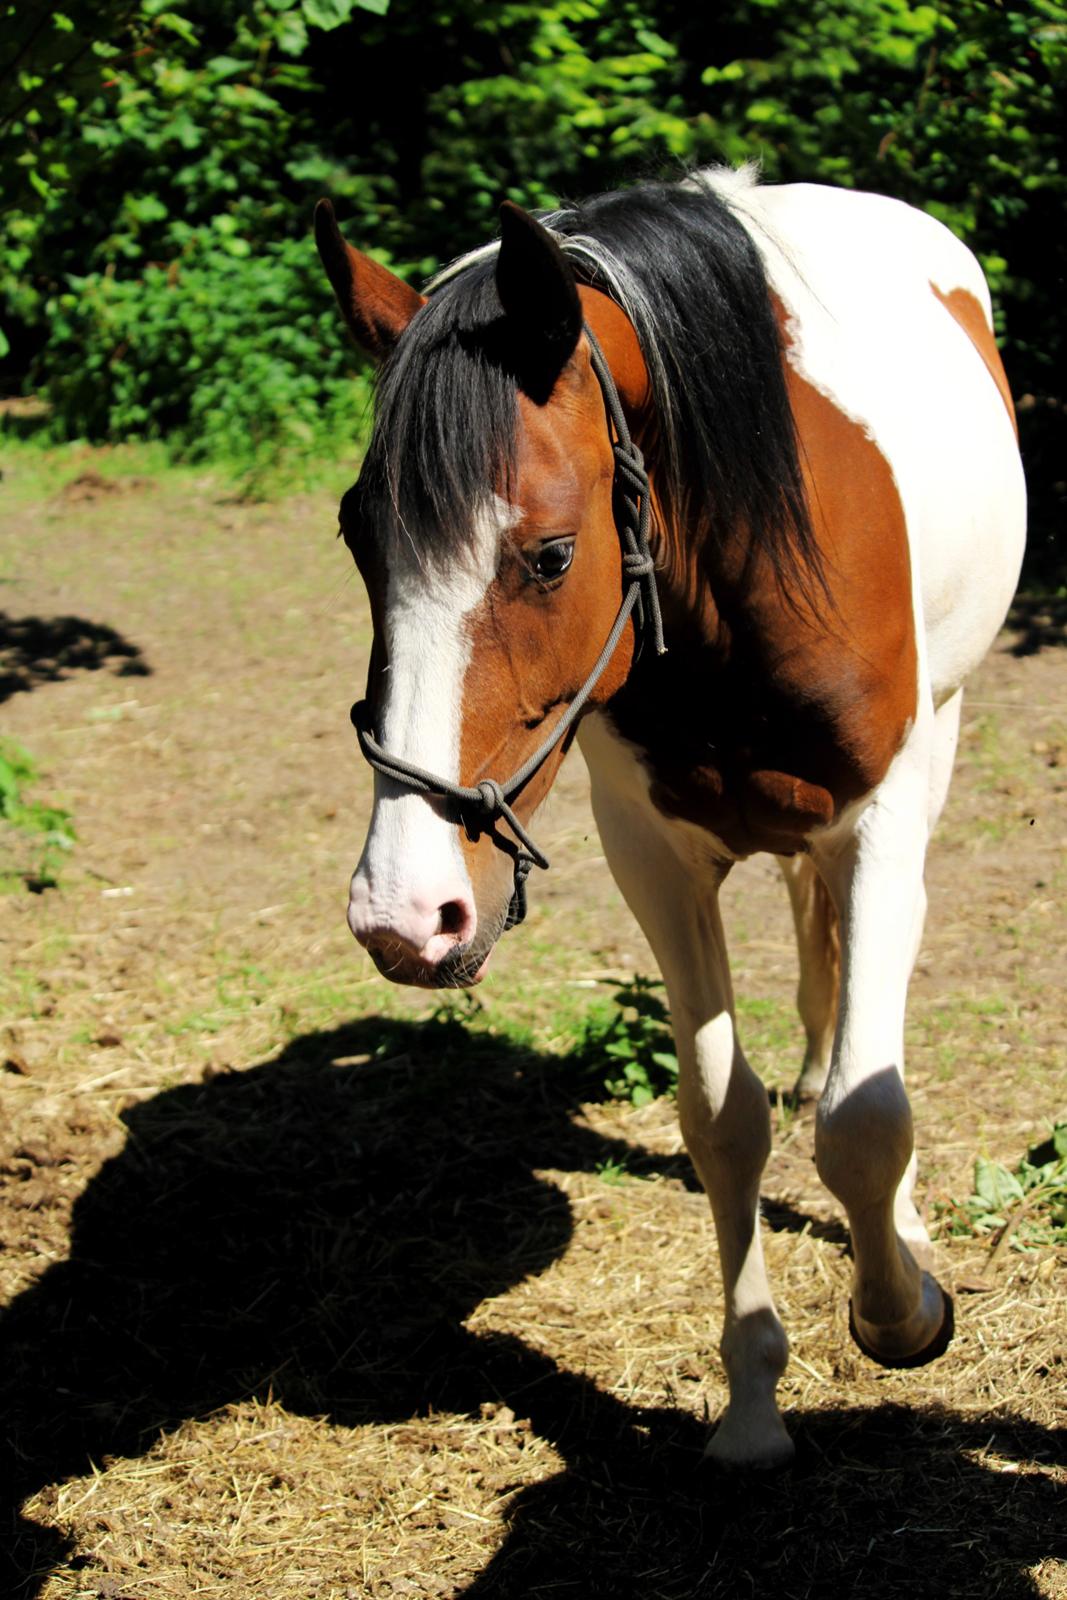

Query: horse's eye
[531,538,575,584]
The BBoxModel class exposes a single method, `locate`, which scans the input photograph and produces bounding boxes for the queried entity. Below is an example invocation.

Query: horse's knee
[815,1065,914,1209]
[677,1032,771,1181]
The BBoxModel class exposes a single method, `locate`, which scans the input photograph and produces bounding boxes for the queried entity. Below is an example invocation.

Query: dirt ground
[1,452,1065,1599]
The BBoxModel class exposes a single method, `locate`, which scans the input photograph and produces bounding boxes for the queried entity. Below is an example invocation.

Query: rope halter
[350,324,667,932]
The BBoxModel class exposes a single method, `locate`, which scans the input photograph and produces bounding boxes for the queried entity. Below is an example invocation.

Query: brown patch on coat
[931,283,1018,439]
[451,276,919,891]
[607,297,918,856]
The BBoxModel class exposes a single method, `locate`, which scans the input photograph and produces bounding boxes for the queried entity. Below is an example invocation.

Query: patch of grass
[959,712,1016,793]
[594,1156,634,1185]
[164,963,275,1040]
[0,435,179,506]
[0,433,359,514]
[0,738,76,892]
[0,968,54,1022]
[937,1124,1067,1256]
[475,979,800,1110]
[963,996,1011,1018]
[736,994,799,1057]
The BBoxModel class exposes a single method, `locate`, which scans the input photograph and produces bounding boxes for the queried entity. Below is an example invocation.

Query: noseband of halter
[350,324,666,934]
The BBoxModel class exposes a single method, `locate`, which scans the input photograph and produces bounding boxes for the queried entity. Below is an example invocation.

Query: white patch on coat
[703,173,1025,705]
[350,496,517,925]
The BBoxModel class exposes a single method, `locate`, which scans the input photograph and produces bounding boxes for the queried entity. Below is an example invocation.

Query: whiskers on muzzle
[363,928,501,990]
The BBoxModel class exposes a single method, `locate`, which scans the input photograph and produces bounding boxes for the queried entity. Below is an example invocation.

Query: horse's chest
[600,635,912,857]
[603,711,838,858]
[647,760,836,857]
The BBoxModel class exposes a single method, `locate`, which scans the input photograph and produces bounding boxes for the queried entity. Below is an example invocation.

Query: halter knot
[613,438,645,469]
[612,442,648,489]
[475,778,506,819]
[622,551,655,578]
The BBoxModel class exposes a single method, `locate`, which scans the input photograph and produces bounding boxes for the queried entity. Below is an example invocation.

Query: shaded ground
[1,448,1065,1598]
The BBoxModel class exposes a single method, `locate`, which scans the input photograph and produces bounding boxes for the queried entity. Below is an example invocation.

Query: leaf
[125,193,168,224]
[274,11,308,55]
[974,1157,1024,1211]
[635,28,675,58]
[204,56,248,80]
[151,10,199,46]
[301,0,364,28]
[745,99,782,125]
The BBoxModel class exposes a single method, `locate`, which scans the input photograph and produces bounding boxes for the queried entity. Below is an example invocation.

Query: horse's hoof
[848,1278,955,1370]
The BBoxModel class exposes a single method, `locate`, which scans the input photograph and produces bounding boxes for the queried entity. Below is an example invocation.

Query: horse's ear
[496,201,583,401]
[315,198,425,360]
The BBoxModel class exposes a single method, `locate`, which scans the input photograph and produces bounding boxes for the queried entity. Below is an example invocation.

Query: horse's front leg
[585,735,792,1466]
[809,722,952,1366]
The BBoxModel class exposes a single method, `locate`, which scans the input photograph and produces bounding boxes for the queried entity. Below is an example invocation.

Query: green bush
[2,0,1064,552]
[38,236,375,485]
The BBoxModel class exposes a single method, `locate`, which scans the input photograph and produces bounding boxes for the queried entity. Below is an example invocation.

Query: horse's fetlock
[721,1308,790,1389]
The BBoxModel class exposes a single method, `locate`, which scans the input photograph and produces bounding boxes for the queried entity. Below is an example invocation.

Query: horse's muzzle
[360,928,495,989]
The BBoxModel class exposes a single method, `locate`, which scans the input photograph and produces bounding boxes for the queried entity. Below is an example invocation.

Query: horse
[313,166,1026,1466]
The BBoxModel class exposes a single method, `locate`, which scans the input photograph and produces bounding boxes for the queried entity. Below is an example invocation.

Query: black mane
[353,173,819,601]
[350,261,519,563]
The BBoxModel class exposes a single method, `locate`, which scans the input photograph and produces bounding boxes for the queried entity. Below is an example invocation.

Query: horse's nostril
[439,899,468,938]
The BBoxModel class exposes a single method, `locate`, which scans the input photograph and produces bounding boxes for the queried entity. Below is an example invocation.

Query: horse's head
[317,200,651,987]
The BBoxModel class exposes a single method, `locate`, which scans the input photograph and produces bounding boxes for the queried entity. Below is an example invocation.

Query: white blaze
[349,497,513,933]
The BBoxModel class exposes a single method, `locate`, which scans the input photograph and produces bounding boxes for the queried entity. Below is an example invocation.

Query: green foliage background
[1,0,1064,553]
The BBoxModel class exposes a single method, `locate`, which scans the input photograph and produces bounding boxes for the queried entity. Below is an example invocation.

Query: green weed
[937,1124,1067,1256]
[573,975,678,1107]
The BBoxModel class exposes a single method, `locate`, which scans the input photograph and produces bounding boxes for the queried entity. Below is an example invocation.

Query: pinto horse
[315,168,1025,1466]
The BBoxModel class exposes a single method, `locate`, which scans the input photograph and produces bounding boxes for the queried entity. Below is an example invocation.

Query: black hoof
[848,1286,955,1370]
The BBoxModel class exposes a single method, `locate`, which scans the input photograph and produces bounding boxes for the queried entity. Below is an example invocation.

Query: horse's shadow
[2,1016,1063,1598]
[2,1015,668,1589]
